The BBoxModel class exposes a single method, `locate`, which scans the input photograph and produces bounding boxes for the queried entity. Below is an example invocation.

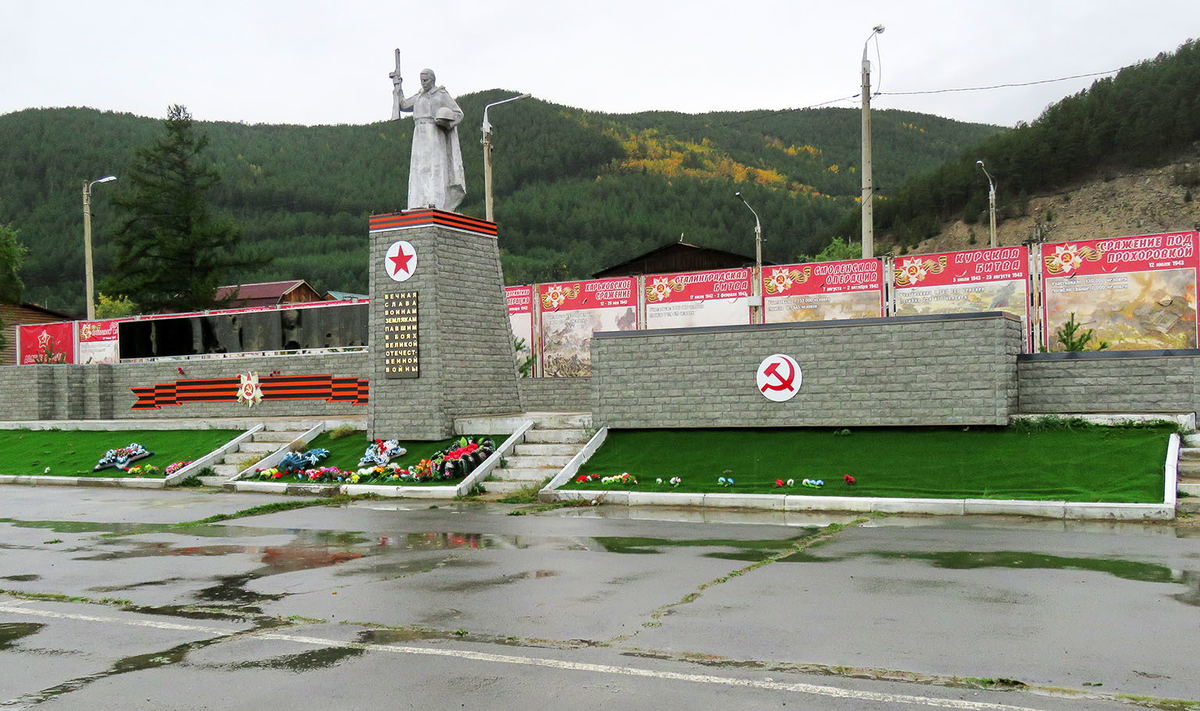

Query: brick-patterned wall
[0,352,368,421]
[1018,351,1200,413]
[593,313,1022,428]
[518,377,594,413]
[368,223,520,440]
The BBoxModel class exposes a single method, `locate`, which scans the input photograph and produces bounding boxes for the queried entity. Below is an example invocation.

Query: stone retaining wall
[518,377,594,413]
[0,351,368,420]
[1018,350,1200,413]
[592,312,1023,428]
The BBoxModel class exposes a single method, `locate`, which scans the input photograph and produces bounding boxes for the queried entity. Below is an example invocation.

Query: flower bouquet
[94,443,155,472]
[358,439,406,467]
[165,461,192,476]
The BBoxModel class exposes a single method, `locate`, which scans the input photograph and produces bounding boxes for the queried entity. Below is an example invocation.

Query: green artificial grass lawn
[0,429,244,478]
[286,431,505,486]
[560,424,1175,503]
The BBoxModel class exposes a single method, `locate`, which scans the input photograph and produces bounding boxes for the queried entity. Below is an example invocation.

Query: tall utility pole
[735,191,763,324]
[481,93,531,222]
[977,160,998,248]
[82,175,117,321]
[861,25,884,259]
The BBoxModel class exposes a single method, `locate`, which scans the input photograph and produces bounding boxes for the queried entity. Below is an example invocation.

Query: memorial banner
[506,285,535,368]
[77,319,122,364]
[762,258,884,323]
[894,247,1029,321]
[539,278,637,377]
[644,268,752,330]
[17,322,74,364]
[1041,231,1199,350]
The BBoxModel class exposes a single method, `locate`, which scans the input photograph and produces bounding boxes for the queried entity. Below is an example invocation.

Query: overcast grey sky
[1,0,1195,128]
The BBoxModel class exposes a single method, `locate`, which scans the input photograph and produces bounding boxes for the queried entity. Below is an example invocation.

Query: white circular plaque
[385,240,417,282]
[756,354,802,402]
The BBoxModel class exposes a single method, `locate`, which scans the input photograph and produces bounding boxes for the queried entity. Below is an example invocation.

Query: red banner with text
[1041,231,1199,350]
[506,285,535,373]
[538,278,637,377]
[763,258,884,323]
[644,268,752,330]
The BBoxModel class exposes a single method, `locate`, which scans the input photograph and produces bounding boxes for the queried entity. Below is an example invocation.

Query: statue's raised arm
[396,67,466,213]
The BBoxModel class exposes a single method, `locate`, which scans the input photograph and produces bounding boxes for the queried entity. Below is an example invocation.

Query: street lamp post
[82,175,117,321]
[735,191,763,323]
[861,24,884,259]
[977,160,997,248]
[481,93,531,223]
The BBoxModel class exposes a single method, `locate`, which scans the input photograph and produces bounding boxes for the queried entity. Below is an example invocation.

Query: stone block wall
[593,312,1023,428]
[0,352,368,421]
[518,377,594,413]
[368,220,520,440]
[1018,351,1200,413]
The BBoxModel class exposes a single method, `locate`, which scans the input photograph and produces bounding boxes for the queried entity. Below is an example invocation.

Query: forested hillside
[0,94,1000,314]
[852,39,1200,250]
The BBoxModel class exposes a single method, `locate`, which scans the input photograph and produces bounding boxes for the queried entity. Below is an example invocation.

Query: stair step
[197,476,228,487]
[481,480,545,495]
[239,441,284,453]
[526,412,592,429]
[1178,499,1200,515]
[1177,460,1200,475]
[262,421,320,432]
[1179,482,1200,496]
[1184,435,1200,448]
[506,454,573,469]
[490,466,560,479]
[487,468,555,482]
[253,431,312,443]
[523,429,589,444]
[514,443,580,456]
[210,464,241,477]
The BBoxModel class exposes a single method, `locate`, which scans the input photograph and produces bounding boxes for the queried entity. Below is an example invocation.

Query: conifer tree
[104,105,264,312]
[0,223,25,350]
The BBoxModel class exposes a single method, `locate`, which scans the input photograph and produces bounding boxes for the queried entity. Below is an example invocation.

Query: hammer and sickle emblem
[760,359,796,393]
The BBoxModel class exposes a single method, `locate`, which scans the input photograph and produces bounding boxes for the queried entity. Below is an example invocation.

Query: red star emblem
[389,247,413,275]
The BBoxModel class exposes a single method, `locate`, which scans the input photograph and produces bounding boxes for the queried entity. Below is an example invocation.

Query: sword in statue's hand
[389,48,402,120]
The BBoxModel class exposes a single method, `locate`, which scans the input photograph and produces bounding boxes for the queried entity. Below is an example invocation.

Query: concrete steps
[487,467,556,482]
[514,443,580,456]
[523,429,589,444]
[482,479,543,495]
[476,412,592,492]
[210,421,315,481]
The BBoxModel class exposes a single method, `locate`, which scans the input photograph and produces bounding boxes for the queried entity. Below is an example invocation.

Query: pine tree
[104,105,265,312]
[0,223,26,350]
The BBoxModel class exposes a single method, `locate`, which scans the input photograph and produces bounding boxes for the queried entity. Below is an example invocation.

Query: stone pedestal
[368,210,521,440]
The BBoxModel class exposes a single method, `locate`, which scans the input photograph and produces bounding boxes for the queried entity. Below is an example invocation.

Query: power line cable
[876,70,1120,97]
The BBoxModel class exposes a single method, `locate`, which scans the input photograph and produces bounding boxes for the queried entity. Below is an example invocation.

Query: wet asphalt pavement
[0,488,1197,710]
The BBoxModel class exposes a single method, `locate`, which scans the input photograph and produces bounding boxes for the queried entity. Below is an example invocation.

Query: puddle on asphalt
[594,534,818,561]
[0,622,44,650]
[776,549,1200,605]
[211,646,366,672]
[427,570,558,593]
[1,574,41,582]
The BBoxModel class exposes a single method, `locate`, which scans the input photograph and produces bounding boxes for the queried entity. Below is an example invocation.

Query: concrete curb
[537,488,1175,520]
[164,424,264,486]
[540,426,608,496]
[1011,412,1196,430]
[0,475,164,489]
[1166,432,1180,511]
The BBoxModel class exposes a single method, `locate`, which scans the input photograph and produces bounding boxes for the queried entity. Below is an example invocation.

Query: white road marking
[0,603,1045,710]
[0,604,234,635]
